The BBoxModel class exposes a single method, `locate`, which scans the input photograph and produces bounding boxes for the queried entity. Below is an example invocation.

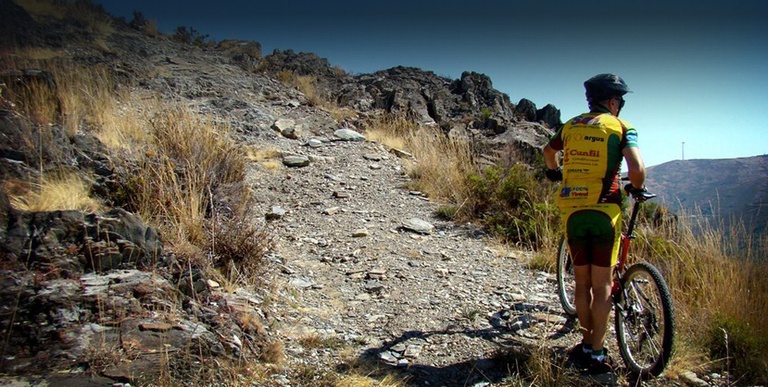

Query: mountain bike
[555,184,675,378]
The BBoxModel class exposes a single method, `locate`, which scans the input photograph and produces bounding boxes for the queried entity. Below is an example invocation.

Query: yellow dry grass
[634,209,768,381]
[363,114,476,207]
[7,172,104,213]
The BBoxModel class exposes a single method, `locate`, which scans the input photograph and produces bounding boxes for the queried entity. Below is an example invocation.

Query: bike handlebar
[620,176,657,202]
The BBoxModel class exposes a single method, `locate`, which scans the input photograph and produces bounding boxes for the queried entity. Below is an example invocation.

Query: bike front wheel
[556,237,577,317]
[614,261,675,379]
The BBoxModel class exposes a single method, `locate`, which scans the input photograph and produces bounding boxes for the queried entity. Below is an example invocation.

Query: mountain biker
[542,73,647,374]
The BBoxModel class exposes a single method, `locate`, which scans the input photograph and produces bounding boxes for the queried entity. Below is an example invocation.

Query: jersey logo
[569,149,600,157]
[570,116,601,126]
[583,135,605,143]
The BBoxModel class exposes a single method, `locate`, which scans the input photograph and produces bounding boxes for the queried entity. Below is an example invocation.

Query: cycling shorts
[561,204,622,267]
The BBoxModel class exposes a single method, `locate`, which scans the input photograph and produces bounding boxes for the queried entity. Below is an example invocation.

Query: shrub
[172,26,210,46]
[208,213,274,288]
[469,164,559,249]
[708,313,768,383]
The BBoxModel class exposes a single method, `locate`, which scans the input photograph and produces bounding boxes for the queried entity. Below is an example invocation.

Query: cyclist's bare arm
[623,146,646,189]
[543,144,560,169]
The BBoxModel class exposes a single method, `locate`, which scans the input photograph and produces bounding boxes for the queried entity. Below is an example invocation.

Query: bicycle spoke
[630,280,663,357]
[556,238,577,316]
[616,262,674,378]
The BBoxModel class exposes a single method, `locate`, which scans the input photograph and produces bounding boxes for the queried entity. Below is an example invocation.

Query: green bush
[708,313,768,384]
[469,164,559,249]
[173,25,210,46]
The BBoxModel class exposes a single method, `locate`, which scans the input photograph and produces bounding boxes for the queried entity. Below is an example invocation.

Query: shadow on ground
[347,309,621,386]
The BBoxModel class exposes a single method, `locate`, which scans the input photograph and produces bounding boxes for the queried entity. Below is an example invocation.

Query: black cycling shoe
[587,353,616,375]
[567,343,592,369]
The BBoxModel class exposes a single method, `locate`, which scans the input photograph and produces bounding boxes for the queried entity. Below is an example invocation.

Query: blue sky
[95,0,768,168]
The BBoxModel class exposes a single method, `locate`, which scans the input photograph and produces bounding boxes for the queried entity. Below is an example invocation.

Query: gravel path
[248,135,597,386]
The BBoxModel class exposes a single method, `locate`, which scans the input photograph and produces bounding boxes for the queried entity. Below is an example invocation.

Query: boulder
[1,207,162,273]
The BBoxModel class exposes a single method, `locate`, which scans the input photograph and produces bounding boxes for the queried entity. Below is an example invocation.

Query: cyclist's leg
[589,263,613,352]
[586,205,622,353]
[565,208,597,346]
[573,263,593,344]
[566,208,620,353]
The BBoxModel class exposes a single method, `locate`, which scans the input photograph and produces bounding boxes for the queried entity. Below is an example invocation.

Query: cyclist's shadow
[345,304,585,387]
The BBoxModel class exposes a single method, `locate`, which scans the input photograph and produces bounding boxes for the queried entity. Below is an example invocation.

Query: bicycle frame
[613,199,641,293]
[613,193,655,303]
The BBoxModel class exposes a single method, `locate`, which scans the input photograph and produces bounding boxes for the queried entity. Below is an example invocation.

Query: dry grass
[247,146,283,172]
[5,11,765,383]
[330,353,410,387]
[633,208,768,382]
[363,113,412,152]
[330,106,358,122]
[247,146,282,162]
[207,212,274,288]
[6,171,104,213]
[524,346,574,387]
[363,113,476,208]
[1,49,119,135]
[125,103,247,252]
[364,110,766,382]
[277,71,329,107]
[56,63,118,135]
[335,373,409,387]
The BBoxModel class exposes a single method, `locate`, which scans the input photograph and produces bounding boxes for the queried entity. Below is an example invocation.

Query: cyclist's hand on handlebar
[624,183,647,198]
[545,168,563,182]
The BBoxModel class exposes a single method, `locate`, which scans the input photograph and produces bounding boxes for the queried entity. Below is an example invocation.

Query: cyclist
[542,73,647,374]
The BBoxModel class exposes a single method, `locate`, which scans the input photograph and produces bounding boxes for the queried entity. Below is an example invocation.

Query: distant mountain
[645,155,768,234]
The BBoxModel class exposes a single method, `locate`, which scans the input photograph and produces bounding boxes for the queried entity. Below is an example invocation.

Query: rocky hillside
[0,1,725,386]
[646,155,768,235]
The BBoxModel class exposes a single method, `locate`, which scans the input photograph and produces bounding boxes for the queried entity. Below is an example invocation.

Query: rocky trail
[250,134,585,386]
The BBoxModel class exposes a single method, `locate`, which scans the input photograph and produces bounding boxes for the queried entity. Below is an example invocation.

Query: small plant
[480,106,493,120]
[460,307,480,323]
[208,213,274,288]
[298,333,345,350]
[707,313,768,382]
[128,11,158,36]
[172,25,210,46]
[435,204,460,220]
[15,0,113,35]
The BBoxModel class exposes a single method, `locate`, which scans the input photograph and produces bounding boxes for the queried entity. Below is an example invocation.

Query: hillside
[646,155,768,234]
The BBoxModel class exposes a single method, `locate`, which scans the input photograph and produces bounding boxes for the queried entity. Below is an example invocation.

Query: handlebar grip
[623,182,656,202]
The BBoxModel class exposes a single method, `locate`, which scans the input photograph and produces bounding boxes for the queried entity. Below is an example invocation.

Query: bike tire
[556,237,577,317]
[614,261,675,378]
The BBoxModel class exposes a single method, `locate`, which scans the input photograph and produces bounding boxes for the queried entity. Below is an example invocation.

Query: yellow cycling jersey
[548,111,636,208]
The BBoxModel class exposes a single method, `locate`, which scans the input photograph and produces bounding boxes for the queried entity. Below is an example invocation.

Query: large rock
[516,98,537,122]
[1,207,162,273]
[536,104,562,129]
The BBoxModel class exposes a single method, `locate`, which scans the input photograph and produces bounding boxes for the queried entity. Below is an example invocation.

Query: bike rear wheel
[556,237,577,316]
[615,261,675,378]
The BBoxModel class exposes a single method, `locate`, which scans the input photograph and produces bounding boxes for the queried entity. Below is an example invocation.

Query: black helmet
[584,73,631,101]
